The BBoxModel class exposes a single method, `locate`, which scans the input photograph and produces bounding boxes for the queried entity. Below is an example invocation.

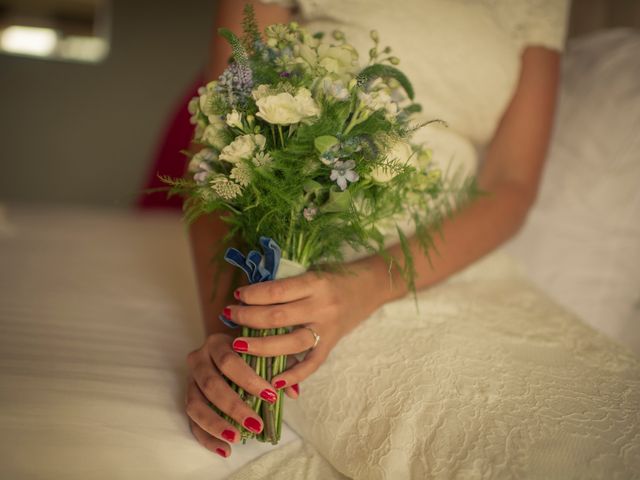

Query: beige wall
[0,0,214,206]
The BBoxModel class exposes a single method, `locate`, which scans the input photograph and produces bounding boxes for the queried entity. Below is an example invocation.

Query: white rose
[226,110,243,129]
[219,134,266,164]
[256,92,303,125]
[371,140,413,182]
[256,88,320,125]
[294,88,321,118]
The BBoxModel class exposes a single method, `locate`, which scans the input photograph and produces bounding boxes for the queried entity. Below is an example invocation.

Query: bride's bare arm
[189,1,292,337]
[364,46,561,302]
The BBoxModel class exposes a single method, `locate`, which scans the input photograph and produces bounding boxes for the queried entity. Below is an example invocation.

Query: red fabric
[137,75,203,209]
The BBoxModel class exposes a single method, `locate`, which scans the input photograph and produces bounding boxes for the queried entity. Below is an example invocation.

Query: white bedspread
[0,206,298,479]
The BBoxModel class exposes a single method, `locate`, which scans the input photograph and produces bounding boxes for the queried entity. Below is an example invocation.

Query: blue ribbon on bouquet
[218,236,282,329]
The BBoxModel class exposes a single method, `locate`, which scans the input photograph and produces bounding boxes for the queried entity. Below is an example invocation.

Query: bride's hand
[184,333,297,457]
[223,262,384,390]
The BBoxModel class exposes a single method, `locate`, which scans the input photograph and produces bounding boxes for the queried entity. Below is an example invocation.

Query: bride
[182,1,639,477]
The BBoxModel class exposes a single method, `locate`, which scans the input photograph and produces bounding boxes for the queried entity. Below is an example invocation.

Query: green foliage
[241,3,262,54]
[218,28,249,67]
[357,64,415,100]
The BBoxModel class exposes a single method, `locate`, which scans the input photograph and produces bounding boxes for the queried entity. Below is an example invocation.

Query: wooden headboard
[569,0,640,37]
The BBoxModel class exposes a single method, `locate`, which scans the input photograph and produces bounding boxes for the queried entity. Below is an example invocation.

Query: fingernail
[223,306,232,318]
[233,289,241,300]
[215,447,227,458]
[232,339,248,352]
[221,429,235,442]
[273,379,286,389]
[243,417,262,433]
[260,389,277,404]
[292,383,300,395]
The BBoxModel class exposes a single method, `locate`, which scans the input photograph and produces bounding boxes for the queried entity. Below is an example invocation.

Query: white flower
[198,81,218,116]
[303,205,318,221]
[188,97,200,125]
[219,134,266,164]
[358,89,399,121]
[330,159,359,190]
[230,161,252,187]
[251,84,272,101]
[297,43,358,79]
[188,148,216,171]
[256,88,320,125]
[294,88,321,118]
[225,110,243,130]
[202,120,228,150]
[318,44,358,75]
[252,151,273,167]
[371,141,413,182]
[210,176,242,200]
[319,77,350,101]
[188,149,217,184]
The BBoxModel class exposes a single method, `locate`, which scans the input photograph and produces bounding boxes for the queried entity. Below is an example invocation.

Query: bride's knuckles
[231,328,314,356]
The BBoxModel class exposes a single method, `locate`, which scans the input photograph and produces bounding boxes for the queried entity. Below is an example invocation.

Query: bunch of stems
[210,326,289,444]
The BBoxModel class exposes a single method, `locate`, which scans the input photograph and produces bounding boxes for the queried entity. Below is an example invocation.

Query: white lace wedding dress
[230,1,640,478]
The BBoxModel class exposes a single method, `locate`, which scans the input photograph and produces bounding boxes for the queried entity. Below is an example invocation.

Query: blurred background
[0,0,214,206]
[0,0,639,207]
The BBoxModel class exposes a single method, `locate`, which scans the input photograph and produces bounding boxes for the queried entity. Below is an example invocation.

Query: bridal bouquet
[164,5,475,444]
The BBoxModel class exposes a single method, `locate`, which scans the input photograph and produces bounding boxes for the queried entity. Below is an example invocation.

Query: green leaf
[357,64,415,100]
[319,188,351,213]
[303,179,323,194]
[314,135,339,153]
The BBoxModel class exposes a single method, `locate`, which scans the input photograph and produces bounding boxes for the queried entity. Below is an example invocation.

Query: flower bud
[383,46,392,54]
[290,21,299,30]
[369,47,377,59]
[369,30,379,42]
[332,30,345,41]
[388,56,400,65]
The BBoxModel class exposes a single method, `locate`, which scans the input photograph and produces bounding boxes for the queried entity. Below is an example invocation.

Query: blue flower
[330,160,359,190]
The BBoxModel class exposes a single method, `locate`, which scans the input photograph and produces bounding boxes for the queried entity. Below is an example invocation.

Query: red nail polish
[223,306,232,318]
[232,339,248,352]
[292,383,300,395]
[233,289,241,300]
[221,429,235,442]
[243,417,262,433]
[273,379,286,389]
[260,389,277,404]
[215,447,227,458]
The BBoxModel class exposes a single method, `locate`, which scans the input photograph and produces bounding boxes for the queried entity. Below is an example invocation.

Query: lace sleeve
[497,0,572,52]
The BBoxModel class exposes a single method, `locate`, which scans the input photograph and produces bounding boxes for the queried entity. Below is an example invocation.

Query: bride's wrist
[353,254,409,310]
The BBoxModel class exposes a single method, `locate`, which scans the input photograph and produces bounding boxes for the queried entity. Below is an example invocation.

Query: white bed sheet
[0,206,296,480]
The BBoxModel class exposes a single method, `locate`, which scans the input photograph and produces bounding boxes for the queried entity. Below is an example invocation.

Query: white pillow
[505,29,640,356]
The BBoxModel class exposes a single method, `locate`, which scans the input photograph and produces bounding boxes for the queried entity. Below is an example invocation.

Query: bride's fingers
[234,274,315,305]
[271,347,325,391]
[189,418,231,458]
[223,300,310,329]
[231,327,316,357]
[184,376,242,443]
[280,356,300,399]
